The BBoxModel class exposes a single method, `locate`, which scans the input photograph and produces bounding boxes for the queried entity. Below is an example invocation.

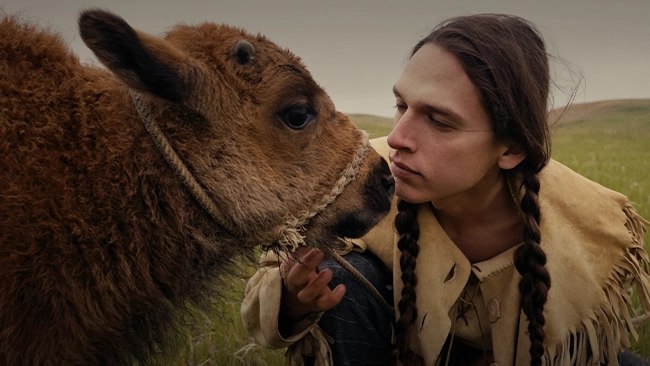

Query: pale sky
[3,0,649,117]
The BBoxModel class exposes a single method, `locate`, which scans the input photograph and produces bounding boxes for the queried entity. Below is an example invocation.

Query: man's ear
[498,145,526,170]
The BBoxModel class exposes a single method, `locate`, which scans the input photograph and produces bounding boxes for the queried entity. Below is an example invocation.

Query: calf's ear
[79,9,191,103]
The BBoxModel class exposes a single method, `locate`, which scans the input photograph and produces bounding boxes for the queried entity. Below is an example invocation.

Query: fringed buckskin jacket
[241,137,650,366]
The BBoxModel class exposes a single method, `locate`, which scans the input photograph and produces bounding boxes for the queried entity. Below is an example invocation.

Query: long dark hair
[394,14,552,366]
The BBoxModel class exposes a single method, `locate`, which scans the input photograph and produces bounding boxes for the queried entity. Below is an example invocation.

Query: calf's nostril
[382,175,395,196]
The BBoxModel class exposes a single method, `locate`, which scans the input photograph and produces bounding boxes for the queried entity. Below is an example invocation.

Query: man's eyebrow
[392,85,464,122]
[392,85,405,100]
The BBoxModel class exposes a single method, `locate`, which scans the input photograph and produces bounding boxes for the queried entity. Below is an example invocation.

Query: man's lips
[390,159,418,178]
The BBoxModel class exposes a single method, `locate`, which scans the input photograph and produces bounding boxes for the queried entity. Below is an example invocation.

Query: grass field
[171,99,650,365]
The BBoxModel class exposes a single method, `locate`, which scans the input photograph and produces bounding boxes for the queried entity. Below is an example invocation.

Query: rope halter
[131,91,370,252]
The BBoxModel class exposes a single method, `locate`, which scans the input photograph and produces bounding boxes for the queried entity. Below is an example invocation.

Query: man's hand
[280,247,346,321]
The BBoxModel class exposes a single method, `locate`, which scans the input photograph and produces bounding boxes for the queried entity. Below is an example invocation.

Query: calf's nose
[382,174,395,197]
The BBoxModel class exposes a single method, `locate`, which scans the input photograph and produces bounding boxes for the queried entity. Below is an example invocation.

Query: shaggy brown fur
[0,10,393,365]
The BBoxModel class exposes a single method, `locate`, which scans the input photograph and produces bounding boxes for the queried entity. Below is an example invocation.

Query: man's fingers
[296,268,334,303]
[295,269,346,312]
[316,284,346,310]
[285,249,325,286]
[308,283,346,312]
[279,250,347,315]
[297,283,346,312]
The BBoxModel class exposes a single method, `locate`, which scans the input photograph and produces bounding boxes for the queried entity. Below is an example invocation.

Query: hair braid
[410,14,554,365]
[513,165,551,366]
[393,199,424,366]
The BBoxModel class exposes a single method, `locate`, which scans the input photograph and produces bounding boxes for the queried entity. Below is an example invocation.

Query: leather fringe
[543,204,650,365]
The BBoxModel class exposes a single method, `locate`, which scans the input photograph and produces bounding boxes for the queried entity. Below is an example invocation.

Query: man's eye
[429,116,452,129]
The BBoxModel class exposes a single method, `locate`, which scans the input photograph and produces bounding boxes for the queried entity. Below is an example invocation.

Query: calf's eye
[277,105,317,130]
